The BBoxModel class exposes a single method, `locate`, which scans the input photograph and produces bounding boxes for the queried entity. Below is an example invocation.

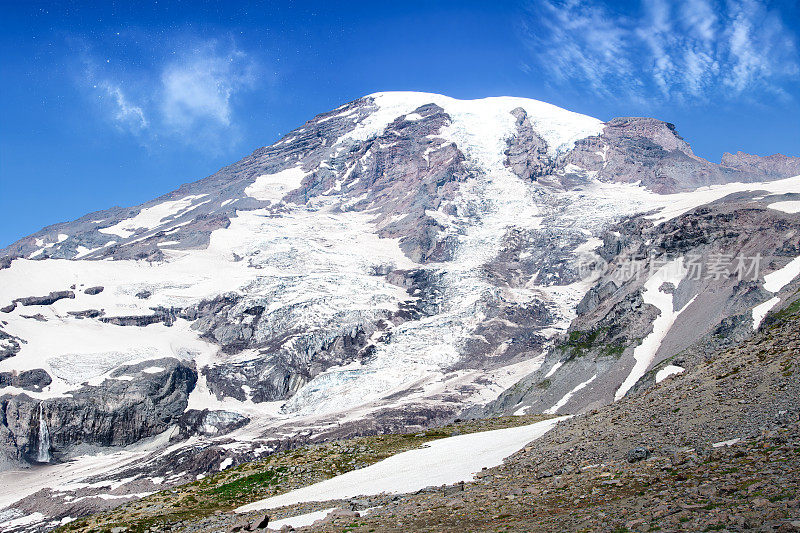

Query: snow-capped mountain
[1,92,800,529]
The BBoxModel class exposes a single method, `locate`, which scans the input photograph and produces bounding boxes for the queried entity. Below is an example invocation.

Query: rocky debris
[176,409,251,439]
[67,309,105,319]
[0,302,16,313]
[135,290,152,299]
[299,423,800,533]
[83,286,104,295]
[228,514,270,531]
[12,290,74,307]
[0,368,52,391]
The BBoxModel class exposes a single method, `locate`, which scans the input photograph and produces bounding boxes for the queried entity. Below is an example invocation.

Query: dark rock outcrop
[0,369,52,391]
[0,328,22,362]
[0,358,197,464]
[175,409,250,439]
[13,290,75,307]
[505,107,553,180]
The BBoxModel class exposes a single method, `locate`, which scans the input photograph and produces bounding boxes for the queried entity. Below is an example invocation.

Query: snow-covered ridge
[355,91,605,157]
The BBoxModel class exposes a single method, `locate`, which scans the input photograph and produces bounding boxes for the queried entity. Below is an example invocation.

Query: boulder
[626,447,651,463]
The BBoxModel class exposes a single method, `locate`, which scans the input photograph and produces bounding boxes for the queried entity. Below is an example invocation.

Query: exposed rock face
[99,309,178,327]
[0,358,196,464]
[0,369,51,391]
[561,117,800,193]
[67,309,104,319]
[11,290,75,307]
[285,102,470,263]
[175,408,250,439]
[721,150,800,178]
[504,107,553,180]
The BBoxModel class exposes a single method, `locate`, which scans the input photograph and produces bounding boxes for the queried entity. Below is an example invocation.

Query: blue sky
[1,0,799,247]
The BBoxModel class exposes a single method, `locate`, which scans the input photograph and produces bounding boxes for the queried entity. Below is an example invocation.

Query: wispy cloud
[520,0,799,103]
[522,1,636,98]
[82,39,259,151]
[160,44,256,132]
[98,81,148,132]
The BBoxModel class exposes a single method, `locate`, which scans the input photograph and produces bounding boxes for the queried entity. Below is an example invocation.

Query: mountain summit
[1,92,800,530]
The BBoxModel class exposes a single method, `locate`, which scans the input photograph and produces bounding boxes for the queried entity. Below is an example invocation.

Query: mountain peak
[1,94,799,531]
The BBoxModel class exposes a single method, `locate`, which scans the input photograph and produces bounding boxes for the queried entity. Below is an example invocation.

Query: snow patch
[655,365,684,383]
[99,195,208,238]
[644,175,800,224]
[235,417,564,513]
[615,259,696,401]
[763,256,800,293]
[267,508,337,530]
[244,166,308,203]
[544,360,563,378]
[767,200,800,213]
[344,92,603,157]
[752,296,780,330]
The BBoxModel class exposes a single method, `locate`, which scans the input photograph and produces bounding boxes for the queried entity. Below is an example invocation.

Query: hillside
[47,291,800,532]
[1,92,799,530]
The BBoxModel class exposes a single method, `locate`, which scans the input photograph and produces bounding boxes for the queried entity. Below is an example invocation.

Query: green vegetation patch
[208,467,286,501]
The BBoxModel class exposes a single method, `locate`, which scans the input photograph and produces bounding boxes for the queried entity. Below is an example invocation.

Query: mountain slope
[1,92,799,530]
[42,290,800,533]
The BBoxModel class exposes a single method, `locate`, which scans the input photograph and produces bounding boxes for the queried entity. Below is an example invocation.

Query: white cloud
[83,39,258,150]
[523,0,635,97]
[521,0,799,102]
[723,0,798,93]
[680,0,717,42]
[99,82,148,132]
[160,45,256,131]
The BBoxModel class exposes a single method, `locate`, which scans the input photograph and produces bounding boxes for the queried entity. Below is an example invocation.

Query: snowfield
[235,416,565,514]
[99,195,209,238]
[245,166,309,202]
